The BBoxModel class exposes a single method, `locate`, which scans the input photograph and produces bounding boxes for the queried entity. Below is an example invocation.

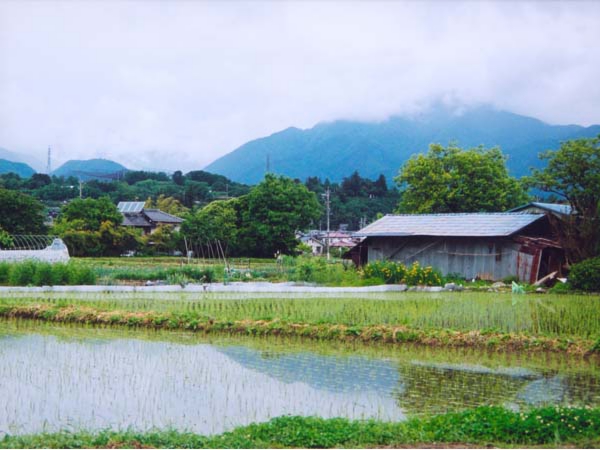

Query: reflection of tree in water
[396,363,534,414]
[396,362,600,415]
[516,373,600,408]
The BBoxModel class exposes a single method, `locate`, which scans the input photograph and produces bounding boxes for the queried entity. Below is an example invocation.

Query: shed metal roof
[355,213,545,238]
[508,202,572,216]
[118,201,145,213]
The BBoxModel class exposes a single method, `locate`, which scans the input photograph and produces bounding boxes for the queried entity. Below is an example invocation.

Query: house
[118,201,183,235]
[508,202,573,218]
[298,229,361,256]
[347,213,565,283]
[299,235,325,255]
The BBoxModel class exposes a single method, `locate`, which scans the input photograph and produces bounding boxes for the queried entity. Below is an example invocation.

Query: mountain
[204,105,600,184]
[0,147,44,172]
[0,159,36,177]
[52,158,128,180]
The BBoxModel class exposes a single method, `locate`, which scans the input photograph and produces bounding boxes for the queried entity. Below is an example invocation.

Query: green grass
[1,406,598,448]
[2,290,598,339]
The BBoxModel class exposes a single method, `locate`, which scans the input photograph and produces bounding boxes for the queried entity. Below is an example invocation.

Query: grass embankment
[2,406,599,448]
[1,292,598,353]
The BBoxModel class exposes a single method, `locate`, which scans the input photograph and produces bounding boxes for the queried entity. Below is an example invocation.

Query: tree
[181,199,240,255]
[0,188,46,234]
[55,197,123,231]
[53,197,139,256]
[238,174,321,257]
[528,135,600,261]
[395,143,528,213]
[145,195,189,216]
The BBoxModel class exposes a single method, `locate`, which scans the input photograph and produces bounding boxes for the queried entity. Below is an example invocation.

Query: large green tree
[181,199,240,255]
[238,174,321,257]
[53,197,139,256]
[0,188,46,234]
[528,135,600,262]
[395,144,528,213]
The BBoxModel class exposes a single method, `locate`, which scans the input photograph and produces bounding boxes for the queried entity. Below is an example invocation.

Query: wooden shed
[348,213,565,283]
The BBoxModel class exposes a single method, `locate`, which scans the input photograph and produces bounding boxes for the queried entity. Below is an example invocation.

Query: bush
[294,257,326,282]
[569,256,600,292]
[362,260,406,284]
[8,260,37,286]
[0,262,10,284]
[32,262,54,286]
[66,263,97,285]
[362,260,442,286]
[0,261,96,286]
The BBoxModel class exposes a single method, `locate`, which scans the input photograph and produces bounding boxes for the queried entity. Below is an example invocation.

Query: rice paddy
[1,289,598,338]
[1,320,599,438]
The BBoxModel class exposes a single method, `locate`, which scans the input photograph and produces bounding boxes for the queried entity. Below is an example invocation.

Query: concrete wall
[366,236,529,281]
[0,239,70,264]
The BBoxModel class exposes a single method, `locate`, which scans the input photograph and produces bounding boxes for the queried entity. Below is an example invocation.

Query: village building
[298,229,360,256]
[118,201,183,235]
[508,202,573,218]
[346,212,565,283]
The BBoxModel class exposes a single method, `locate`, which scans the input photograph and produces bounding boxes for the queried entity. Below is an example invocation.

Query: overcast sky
[1,1,599,172]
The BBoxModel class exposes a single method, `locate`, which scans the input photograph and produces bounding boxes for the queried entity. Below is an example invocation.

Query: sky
[1,1,599,172]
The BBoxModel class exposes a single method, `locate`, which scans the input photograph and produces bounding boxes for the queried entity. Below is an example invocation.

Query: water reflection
[0,322,599,437]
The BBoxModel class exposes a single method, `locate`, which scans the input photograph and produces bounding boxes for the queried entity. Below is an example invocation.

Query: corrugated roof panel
[118,201,145,213]
[531,202,572,215]
[508,202,572,215]
[355,213,545,237]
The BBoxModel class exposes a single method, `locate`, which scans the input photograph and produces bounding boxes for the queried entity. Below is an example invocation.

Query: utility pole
[79,179,83,198]
[324,188,331,260]
[46,146,52,174]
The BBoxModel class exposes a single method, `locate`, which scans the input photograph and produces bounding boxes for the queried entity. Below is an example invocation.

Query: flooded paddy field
[1,320,599,437]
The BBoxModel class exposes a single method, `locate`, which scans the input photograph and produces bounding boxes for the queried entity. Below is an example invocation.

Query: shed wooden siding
[366,236,529,281]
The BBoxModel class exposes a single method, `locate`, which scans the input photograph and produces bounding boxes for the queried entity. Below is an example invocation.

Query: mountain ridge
[204,106,600,184]
[0,159,36,177]
[52,158,128,180]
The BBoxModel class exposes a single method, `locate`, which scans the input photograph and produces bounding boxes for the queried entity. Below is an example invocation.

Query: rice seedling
[1,290,598,339]
[0,320,599,442]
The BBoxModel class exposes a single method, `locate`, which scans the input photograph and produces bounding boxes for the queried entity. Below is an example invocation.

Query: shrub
[50,263,70,285]
[0,262,10,284]
[569,256,600,292]
[32,262,54,286]
[66,264,97,285]
[363,260,442,286]
[362,260,406,284]
[8,260,37,286]
[294,257,326,282]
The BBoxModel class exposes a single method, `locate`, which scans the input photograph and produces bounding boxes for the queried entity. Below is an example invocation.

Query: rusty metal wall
[366,236,530,281]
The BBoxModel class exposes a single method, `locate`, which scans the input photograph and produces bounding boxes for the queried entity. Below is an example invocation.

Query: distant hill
[0,159,36,177]
[52,158,128,180]
[204,105,600,184]
[0,147,43,173]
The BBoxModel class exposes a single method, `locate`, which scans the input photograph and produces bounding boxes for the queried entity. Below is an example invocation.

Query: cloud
[0,1,599,171]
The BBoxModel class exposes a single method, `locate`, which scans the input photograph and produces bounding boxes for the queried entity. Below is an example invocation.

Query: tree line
[0,135,598,260]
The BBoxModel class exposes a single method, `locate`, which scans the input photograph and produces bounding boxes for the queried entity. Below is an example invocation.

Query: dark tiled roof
[143,209,184,224]
[355,213,545,238]
[122,213,152,227]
